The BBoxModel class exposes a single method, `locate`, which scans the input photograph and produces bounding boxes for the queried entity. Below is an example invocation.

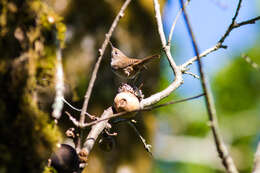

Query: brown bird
[109,41,160,80]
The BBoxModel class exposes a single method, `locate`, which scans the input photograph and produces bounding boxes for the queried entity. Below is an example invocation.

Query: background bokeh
[0,0,259,173]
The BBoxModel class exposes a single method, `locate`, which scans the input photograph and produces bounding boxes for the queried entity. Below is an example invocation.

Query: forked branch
[181,0,260,71]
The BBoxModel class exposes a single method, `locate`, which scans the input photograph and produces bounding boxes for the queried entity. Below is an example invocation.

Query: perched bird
[109,41,160,80]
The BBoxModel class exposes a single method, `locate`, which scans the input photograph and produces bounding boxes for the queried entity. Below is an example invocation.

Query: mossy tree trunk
[0,0,64,172]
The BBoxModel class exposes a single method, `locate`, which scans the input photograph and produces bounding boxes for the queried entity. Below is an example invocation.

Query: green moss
[213,57,260,114]
[0,0,65,172]
[29,0,66,46]
[36,46,57,87]
[43,166,57,173]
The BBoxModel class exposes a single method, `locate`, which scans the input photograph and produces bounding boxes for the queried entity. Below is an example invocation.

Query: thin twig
[127,122,153,156]
[81,107,113,155]
[153,0,167,47]
[183,71,200,79]
[153,0,178,71]
[252,142,260,173]
[62,97,82,112]
[62,97,97,119]
[241,54,260,71]
[180,0,260,71]
[81,93,204,128]
[78,0,132,150]
[144,93,204,110]
[180,44,227,71]
[234,16,260,28]
[167,0,191,45]
[218,0,242,45]
[65,111,80,127]
[179,0,238,173]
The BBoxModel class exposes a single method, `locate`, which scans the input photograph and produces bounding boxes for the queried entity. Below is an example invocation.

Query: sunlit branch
[81,93,204,128]
[167,0,191,45]
[180,1,260,71]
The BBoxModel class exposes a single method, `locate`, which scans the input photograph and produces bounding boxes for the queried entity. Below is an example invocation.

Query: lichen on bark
[0,0,65,172]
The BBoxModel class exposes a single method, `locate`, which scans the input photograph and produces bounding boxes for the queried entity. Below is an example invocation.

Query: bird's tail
[137,54,160,66]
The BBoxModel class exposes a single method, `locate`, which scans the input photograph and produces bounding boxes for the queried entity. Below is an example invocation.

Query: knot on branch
[79,148,88,164]
[114,84,141,112]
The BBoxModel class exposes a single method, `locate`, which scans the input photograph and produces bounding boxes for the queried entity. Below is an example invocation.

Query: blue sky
[162,0,260,96]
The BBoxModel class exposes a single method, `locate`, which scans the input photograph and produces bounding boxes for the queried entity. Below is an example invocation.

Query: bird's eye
[114,51,118,55]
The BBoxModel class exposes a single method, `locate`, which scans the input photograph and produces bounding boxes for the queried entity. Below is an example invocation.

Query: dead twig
[183,71,200,79]
[65,111,80,127]
[167,0,191,45]
[140,0,183,107]
[80,107,113,165]
[179,0,238,172]
[128,121,153,156]
[233,16,260,28]
[181,0,260,71]
[80,93,205,128]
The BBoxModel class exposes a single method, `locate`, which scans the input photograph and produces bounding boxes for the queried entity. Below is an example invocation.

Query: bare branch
[79,0,132,126]
[82,93,204,127]
[128,122,152,155]
[167,0,191,45]
[153,0,167,47]
[81,107,113,156]
[180,44,227,71]
[180,1,260,71]
[141,0,183,107]
[65,111,80,127]
[183,71,200,79]
[62,98,98,120]
[218,0,242,45]
[144,93,204,110]
[62,97,82,112]
[179,0,238,173]
[253,142,260,173]
[234,16,260,28]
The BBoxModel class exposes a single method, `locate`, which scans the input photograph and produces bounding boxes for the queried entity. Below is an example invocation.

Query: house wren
[109,41,160,80]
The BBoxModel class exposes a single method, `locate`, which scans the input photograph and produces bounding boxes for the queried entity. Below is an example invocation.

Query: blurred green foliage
[153,161,222,173]
[213,52,260,114]
[0,0,63,172]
